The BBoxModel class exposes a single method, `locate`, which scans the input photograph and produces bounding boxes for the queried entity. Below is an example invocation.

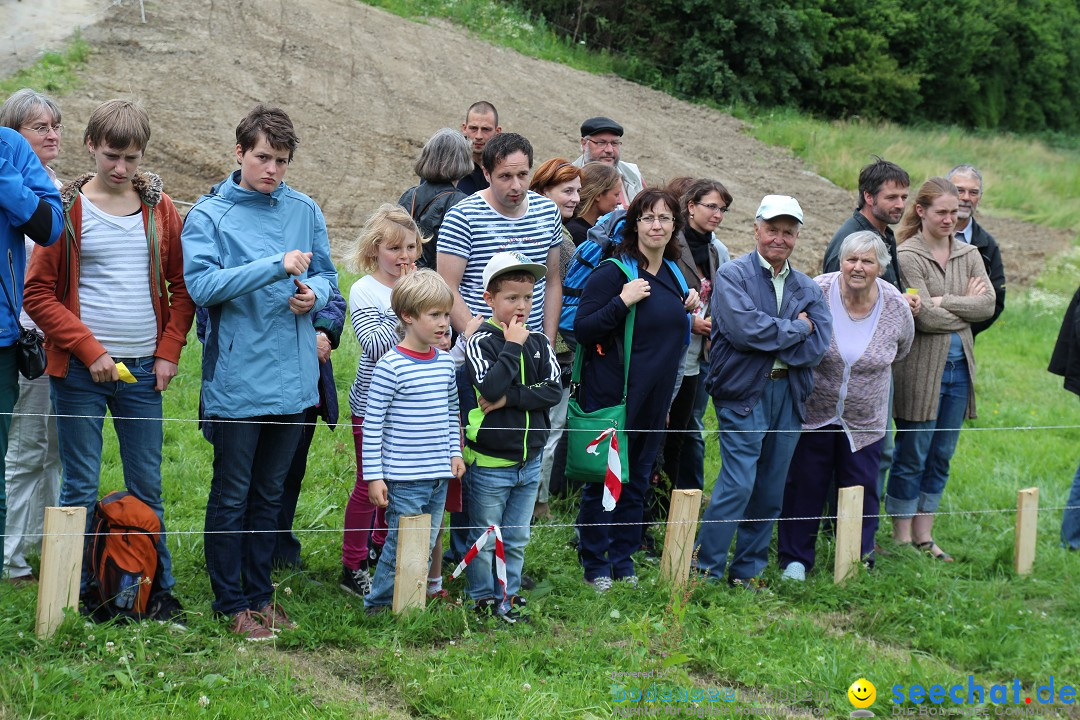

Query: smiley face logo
[848,678,876,709]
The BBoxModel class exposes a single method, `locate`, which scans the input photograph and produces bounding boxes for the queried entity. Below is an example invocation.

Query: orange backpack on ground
[84,491,162,619]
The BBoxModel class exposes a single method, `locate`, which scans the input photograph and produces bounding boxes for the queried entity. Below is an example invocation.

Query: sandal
[915,540,954,562]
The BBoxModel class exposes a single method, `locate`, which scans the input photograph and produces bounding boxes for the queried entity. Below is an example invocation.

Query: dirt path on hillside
[8,0,1073,281]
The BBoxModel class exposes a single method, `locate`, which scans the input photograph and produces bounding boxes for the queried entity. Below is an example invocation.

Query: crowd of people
[6,88,1072,640]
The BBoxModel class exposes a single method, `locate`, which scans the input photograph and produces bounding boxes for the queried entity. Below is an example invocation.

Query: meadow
[1,8,1079,719]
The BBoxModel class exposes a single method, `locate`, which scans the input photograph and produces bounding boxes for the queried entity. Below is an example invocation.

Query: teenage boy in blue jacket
[181,105,337,640]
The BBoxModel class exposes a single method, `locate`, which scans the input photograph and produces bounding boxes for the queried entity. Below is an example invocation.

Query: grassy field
[2,16,1080,720]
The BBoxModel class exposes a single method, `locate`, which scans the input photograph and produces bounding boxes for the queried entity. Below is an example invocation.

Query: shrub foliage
[518,0,1080,133]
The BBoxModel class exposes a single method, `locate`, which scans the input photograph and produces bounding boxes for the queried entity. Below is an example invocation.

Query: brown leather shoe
[257,602,298,631]
[229,610,274,641]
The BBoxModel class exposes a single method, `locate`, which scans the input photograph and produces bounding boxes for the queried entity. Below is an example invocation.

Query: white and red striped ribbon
[585,427,622,511]
[450,524,507,601]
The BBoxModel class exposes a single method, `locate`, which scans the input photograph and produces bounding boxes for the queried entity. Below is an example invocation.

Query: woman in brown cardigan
[886,177,995,560]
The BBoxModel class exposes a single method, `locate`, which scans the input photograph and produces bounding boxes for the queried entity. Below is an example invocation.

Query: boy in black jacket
[463,252,561,622]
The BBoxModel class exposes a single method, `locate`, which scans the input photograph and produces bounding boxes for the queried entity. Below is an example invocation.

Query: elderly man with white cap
[694,195,833,589]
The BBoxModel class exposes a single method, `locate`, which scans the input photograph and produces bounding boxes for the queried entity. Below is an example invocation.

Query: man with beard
[946,164,1005,337]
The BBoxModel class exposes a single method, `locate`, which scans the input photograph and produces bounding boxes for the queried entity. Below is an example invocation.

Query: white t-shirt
[78,194,157,357]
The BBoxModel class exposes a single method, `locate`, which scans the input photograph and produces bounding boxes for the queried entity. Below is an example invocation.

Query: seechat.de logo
[848,678,877,717]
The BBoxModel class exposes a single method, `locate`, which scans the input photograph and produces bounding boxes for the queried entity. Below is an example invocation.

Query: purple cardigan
[802,273,914,450]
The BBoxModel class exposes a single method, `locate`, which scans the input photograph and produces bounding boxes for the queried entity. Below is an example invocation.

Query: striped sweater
[361,346,461,482]
[893,233,995,422]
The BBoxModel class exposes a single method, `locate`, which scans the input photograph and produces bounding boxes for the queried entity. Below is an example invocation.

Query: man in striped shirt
[436,132,563,566]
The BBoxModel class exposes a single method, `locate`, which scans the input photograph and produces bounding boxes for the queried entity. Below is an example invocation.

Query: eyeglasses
[585,138,622,149]
[694,202,729,214]
[22,123,63,136]
[638,215,674,225]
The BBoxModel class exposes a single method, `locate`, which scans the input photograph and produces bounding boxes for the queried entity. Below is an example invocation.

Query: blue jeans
[272,405,318,568]
[204,413,304,616]
[52,356,173,594]
[694,378,801,581]
[465,455,540,611]
[886,361,969,517]
[1061,460,1080,550]
[365,478,447,609]
[0,346,19,574]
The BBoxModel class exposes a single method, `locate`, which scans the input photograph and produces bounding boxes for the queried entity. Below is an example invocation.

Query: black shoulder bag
[0,249,47,380]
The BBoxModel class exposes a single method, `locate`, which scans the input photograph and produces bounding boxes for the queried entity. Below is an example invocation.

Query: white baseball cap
[482,251,547,291]
[756,195,804,223]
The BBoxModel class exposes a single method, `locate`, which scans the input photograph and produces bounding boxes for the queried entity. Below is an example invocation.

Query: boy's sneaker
[781,562,806,582]
[257,602,297,631]
[504,595,530,624]
[147,591,186,626]
[340,563,373,598]
[229,610,274,641]
[474,597,515,623]
[587,576,613,593]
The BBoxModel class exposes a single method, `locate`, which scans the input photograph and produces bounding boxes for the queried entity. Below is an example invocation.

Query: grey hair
[946,164,983,190]
[0,88,61,130]
[414,127,473,183]
[838,230,890,270]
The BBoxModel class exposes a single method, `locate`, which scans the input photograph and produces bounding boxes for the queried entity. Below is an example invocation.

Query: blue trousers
[695,378,801,581]
[886,361,969,517]
[53,356,172,594]
[0,346,18,574]
[204,413,304,616]
[1061,460,1080,550]
[365,478,447,609]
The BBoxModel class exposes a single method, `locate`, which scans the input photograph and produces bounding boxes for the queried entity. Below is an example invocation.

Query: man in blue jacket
[181,105,337,640]
[695,195,832,588]
[0,127,61,574]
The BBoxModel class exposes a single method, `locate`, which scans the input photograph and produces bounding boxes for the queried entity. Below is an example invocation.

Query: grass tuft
[0,33,90,97]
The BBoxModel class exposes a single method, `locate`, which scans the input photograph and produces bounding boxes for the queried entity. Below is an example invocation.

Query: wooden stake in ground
[392,513,431,614]
[36,506,87,638]
[833,486,864,584]
[1014,487,1039,576]
[660,489,702,587]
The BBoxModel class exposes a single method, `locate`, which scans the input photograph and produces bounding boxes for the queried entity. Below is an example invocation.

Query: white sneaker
[781,562,806,582]
[588,576,613,593]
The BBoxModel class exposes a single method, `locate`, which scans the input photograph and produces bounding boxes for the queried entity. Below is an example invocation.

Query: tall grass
[740,109,1080,231]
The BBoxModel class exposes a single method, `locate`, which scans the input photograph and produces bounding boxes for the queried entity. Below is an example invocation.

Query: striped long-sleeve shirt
[361,346,461,482]
[347,275,399,417]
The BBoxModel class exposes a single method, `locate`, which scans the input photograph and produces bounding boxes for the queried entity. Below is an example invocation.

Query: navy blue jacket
[706,251,832,420]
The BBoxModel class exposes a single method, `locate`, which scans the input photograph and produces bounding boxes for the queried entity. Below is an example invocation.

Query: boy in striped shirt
[362,269,465,613]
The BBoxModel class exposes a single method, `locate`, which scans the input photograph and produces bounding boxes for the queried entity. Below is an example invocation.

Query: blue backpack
[560,209,689,344]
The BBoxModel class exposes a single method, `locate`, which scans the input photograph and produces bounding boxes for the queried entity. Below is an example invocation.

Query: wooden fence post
[1014,487,1039,576]
[660,489,702,587]
[392,514,431,614]
[36,507,86,638]
[833,486,864,584]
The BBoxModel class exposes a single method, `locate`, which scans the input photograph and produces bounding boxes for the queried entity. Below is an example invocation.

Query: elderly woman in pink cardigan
[777,231,914,580]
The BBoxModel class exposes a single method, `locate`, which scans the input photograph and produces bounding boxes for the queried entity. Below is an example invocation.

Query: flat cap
[580,116,623,137]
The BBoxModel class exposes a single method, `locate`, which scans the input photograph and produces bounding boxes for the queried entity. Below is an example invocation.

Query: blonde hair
[84,99,150,151]
[577,162,622,218]
[351,203,428,273]
[391,268,453,320]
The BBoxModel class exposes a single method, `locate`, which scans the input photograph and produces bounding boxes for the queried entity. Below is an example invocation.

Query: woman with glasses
[565,162,623,246]
[887,177,994,561]
[0,89,64,584]
[573,188,698,591]
[661,179,734,492]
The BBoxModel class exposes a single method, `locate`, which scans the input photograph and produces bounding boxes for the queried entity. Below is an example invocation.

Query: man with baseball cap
[694,195,832,589]
[571,116,645,205]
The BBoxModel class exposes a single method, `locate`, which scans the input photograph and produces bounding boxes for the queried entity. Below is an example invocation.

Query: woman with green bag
[573,188,699,591]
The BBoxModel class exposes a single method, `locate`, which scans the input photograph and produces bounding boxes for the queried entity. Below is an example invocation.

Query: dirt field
[9,0,1073,281]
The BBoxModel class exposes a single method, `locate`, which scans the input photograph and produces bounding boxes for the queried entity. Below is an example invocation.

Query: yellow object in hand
[906,287,919,295]
[115,362,137,384]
